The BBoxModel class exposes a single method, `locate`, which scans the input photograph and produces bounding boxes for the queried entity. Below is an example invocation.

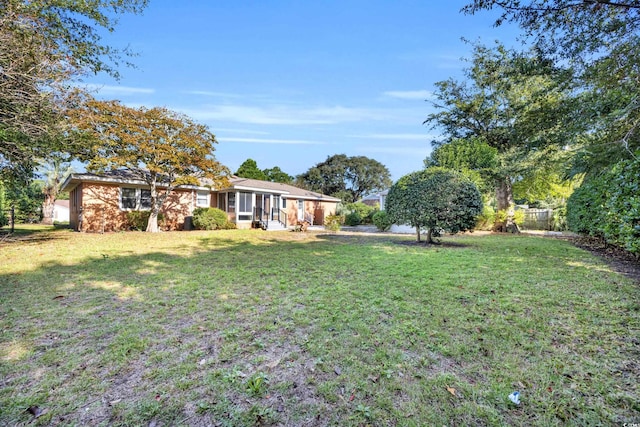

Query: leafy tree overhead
[385,168,483,243]
[0,0,148,182]
[235,159,268,180]
[297,154,392,203]
[425,43,573,231]
[71,98,229,233]
[424,137,498,194]
[263,166,294,183]
[462,1,640,175]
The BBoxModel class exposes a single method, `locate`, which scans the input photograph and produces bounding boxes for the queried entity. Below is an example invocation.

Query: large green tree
[0,0,147,182]
[263,166,294,183]
[462,1,640,175]
[297,154,392,203]
[385,168,483,243]
[71,98,229,233]
[235,159,268,180]
[424,137,499,195]
[425,43,573,231]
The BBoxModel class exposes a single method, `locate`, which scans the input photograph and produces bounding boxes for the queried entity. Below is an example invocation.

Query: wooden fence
[520,208,554,230]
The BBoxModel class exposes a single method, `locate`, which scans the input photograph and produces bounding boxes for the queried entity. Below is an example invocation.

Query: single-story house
[60,170,340,232]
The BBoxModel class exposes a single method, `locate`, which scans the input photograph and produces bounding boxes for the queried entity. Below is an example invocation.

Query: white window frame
[237,192,253,221]
[196,190,209,207]
[120,187,152,211]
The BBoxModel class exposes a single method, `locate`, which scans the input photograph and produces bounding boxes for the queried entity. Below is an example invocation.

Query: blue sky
[84,0,520,182]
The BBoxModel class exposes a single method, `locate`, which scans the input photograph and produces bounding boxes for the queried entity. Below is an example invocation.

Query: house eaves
[61,172,212,193]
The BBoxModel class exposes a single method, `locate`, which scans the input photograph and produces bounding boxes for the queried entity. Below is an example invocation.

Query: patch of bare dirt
[570,236,640,283]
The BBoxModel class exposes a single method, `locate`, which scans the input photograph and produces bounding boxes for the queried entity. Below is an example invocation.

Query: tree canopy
[235,159,268,181]
[385,168,483,243]
[71,98,229,232]
[0,0,147,183]
[297,154,392,203]
[424,43,573,230]
[462,1,640,175]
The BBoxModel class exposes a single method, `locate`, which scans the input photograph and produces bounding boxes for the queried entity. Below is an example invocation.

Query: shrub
[476,205,495,230]
[372,210,392,232]
[324,214,342,232]
[344,211,362,226]
[126,211,165,231]
[192,207,229,230]
[513,209,525,226]
[567,157,640,254]
[345,202,377,224]
[552,207,567,231]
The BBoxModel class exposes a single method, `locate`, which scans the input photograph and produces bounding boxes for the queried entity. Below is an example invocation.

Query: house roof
[225,177,341,202]
[60,171,341,203]
[61,170,210,192]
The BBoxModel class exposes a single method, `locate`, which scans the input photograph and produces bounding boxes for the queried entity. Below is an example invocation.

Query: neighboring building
[53,200,70,223]
[361,190,387,210]
[60,171,340,232]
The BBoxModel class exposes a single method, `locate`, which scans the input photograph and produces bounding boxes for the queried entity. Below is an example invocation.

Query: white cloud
[84,84,155,96]
[181,104,388,126]
[383,90,434,100]
[220,137,324,145]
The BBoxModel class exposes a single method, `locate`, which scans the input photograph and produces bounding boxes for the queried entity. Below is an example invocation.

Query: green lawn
[1,226,638,426]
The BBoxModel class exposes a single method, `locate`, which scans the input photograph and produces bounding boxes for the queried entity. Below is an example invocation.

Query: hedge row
[567,157,640,254]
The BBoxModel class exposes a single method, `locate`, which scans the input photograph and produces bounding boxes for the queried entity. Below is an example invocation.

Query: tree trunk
[415,225,421,242]
[146,179,160,233]
[42,196,55,225]
[146,209,160,232]
[426,228,434,244]
[492,176,517,233]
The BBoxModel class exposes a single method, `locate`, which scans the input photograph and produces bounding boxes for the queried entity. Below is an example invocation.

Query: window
[282,198,287,208]
[120,187,152,210]
[218,193,226,211]
[238,192,252,213]
[228,192,236,212]
[196,191,209,207]
[140,190,152,209]
[121,188,138,209]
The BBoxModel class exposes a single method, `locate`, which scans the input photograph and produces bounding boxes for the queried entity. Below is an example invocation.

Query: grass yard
[1,226,638,426]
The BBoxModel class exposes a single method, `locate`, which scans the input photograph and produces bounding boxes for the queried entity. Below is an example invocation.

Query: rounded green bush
[192,207,229,230]
[372,210,392,232]
[344,211,362,226]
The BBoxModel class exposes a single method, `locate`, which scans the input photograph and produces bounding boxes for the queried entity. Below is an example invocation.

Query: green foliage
[425,137,498,194]
[245,372,268,397]
[0,179,43,224]
[235,159,267,180]
[567,157,640,253]
[344,202,378,225]
[476,205,496,231]
[297,154,392,202]
[344,211,362,226]
[262,166,293,183]
[463,1,640,179]
[126,211,165,231]
[324,214,342,232]
[192,208,229,230]
[372,210,393,232]
[513,209,525,226]
[0,0,148,183]
[386,168,483,242]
